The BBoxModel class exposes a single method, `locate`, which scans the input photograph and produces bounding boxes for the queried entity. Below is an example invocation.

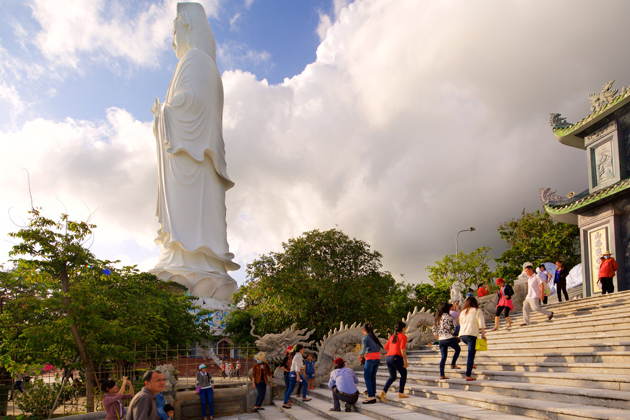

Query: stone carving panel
[594,140,615,184]
[578,204,613,227]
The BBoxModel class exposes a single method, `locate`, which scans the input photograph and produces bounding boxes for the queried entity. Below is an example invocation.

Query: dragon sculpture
[402,306,437,349]
[589,80,618,113]
[252,306,436,383]
[249,319,315,363]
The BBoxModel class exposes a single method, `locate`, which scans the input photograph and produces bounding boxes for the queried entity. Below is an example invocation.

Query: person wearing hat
[598,250,618,294]
[520,262,554,326]
[252,352,272,411]
[491,278,513,331]
[196,363,214,420]
[328,358,359,412]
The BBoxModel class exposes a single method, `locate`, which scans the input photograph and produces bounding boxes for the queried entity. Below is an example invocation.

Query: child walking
[305,353,316,389]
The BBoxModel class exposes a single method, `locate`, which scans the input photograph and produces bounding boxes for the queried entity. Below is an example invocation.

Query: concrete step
[416,340,630,353]
[403,365,630,390]
[408,350,630,363]
[306,387,533,420]
[483,325,630,344]
[371,371,630,408]
[256,408,292,420]
[371,378,630,420]
[274,398,389,420]
[545,285,583,304]
[408,361,630,375]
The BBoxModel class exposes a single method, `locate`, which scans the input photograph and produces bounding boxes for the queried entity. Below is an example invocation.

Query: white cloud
[217,41,271,71]
[316,12,332,41]
[4,0,630,286]
[230,13,242,31]
[245,0,255,10]
[28,0,220,69]
[0,108,160,268]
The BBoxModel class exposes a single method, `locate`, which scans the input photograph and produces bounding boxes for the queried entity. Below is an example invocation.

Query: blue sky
[2,0,630,291]
[0,0,329,125]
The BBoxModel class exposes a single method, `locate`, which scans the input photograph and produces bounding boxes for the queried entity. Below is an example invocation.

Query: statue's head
[173,3,216,61]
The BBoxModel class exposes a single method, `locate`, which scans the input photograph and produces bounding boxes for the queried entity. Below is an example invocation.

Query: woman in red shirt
[379,321,409,402]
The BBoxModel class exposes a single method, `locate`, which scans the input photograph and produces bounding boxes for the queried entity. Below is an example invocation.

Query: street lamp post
[456,227,476,255]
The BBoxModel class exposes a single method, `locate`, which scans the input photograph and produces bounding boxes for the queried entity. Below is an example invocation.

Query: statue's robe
[153,48,239,274]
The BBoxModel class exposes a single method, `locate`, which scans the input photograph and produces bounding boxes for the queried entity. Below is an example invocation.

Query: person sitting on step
[328,357,359,412]
[492,278,513,331]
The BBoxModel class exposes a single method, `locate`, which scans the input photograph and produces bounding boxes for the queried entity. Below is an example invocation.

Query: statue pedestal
[150,267,238,301]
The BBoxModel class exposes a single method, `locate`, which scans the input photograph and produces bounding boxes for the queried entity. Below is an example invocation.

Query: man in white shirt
[520,262,554,326]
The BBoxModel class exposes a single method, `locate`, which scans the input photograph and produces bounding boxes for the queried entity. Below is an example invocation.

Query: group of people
[102,371,172,420]
[432,297,487,381]
[220,360,240,378]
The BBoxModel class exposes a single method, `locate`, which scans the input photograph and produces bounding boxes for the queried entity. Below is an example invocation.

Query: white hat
[522,262,534,270]
[199,364,207,370]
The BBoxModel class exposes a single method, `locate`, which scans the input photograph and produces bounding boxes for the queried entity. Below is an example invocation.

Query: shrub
[15,379,80,419]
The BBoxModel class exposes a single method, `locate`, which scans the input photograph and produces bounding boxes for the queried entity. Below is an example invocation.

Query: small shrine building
[543,80,630,296]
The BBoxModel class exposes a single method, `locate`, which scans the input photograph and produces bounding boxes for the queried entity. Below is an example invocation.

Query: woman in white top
[458,297,487,381]
[282,344,311,408]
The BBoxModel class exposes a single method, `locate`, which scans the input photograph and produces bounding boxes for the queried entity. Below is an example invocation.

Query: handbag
[475,338,487,351]
[196,385,200,394]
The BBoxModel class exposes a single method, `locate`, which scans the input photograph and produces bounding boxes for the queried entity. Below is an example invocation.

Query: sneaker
[379,391,387,403]
[548,312,554,321]
[329,408,341,412]
[398,393,409,398]
[362,399,376,404]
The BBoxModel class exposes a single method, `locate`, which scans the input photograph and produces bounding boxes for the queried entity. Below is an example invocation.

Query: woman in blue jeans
[432,302,461,379]
[358,323,383,404]
[282,344,311,408]
[458,297,487,381]
[380,321,409,402]
[196,364,214,420]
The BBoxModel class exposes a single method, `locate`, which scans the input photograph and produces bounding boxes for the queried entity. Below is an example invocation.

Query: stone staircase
[256,290,630,419]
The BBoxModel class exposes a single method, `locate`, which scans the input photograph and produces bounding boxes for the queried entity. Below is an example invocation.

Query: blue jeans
[438,338,460,377]
[255,382,267,407]
[283,372,306,404]
[199,387,213,417]
[383,355,406,393]
[460,335,477,377]
[363,359,380,397]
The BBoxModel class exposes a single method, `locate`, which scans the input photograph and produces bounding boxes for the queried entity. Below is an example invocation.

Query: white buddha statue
[150,2,239,303]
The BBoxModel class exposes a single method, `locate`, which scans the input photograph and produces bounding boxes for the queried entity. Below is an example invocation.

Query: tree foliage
[225,229,417,342]
[495,209,580,280]
[426,246,494,290]
[2,208,212,411]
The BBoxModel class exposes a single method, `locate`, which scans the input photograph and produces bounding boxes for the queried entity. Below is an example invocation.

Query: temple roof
[543,177,630,222]
[551,80,630,150]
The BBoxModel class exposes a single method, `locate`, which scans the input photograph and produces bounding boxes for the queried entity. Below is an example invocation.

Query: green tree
[495,209,580,280]
[426,246,494,291]
[2,208,212,411]
[226,228,415,342]
[413,280,451,312]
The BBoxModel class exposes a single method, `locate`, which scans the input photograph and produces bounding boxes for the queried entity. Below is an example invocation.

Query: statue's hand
[151,97,162,117]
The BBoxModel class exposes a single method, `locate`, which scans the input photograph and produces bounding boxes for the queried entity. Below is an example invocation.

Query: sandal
[450,365,461,369]
[490,327,498,331]
[302,398,312,402]
[282,405,291,409]
[465,377,476,381]
[439,376,449,380]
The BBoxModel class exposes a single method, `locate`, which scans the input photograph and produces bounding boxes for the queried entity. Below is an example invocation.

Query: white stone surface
[150,2,238,301]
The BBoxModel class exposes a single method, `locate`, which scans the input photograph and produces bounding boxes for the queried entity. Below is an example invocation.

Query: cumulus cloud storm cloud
[2,0,630,284]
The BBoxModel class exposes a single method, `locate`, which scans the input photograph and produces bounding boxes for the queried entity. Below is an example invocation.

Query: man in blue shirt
[328,358,359,412]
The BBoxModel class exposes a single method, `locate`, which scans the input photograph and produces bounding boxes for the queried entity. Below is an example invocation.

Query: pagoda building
[543,80,630,297]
